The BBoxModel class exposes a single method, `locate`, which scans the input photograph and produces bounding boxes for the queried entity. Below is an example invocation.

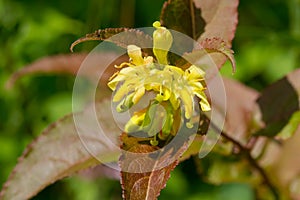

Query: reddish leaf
[70,28,128,51]
[219,78,259,141]
[160,0,205,40]
[267,69,300,185]
[179,77,259,160]
[119,133,190,200]
[6,53,86,88]
[194,0,239,45]
[6,53,128,88]
[287,68,300,98]
[275,126,300,186]
[70,28,153,55]
[0,100,121,200]
[255,76,299,137]
[183,37,236,72]
[246,69,300,198]
[194,0,239,68]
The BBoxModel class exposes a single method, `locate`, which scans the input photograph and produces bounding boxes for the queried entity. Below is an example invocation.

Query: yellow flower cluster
[108,21,210,144]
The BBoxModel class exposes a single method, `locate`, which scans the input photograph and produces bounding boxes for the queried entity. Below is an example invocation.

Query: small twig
[221,132,279,200]
[245,136,258,149]
[210,123,279,199]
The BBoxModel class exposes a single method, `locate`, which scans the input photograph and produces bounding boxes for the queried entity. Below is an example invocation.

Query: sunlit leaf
[194,0,238,45]
[160,0,205,40]
[210,77,260,140]
[277,111,300,140]
[180,134,203,161]
[194,0,239,68]
[274,126,300,186]
[0,100,121,200]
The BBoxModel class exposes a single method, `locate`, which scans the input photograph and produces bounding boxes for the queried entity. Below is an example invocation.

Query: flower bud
[153,21,173,65]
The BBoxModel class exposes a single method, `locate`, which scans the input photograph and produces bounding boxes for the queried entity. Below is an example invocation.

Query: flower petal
[153,21,173,65]
[127,45,144,66]
[132,86,145,104]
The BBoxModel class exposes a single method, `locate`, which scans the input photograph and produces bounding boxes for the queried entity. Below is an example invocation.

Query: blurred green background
[0,0,299,199]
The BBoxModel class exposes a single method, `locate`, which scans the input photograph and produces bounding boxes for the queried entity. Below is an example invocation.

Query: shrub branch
[210,122,279,200]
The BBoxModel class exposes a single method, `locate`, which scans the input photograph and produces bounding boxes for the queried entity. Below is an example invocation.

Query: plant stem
[220,132,279,200]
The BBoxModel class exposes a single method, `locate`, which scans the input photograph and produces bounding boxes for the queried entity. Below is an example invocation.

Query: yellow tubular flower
[108,21,211,144]
[153,21,173,65]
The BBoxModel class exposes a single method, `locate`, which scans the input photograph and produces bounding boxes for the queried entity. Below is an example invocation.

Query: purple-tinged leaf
[160,0,205,40]
[183,37,236,72]
[70,28,128,51]
[194,0,239,68]
[0,100,121,200]
[70,28,153,55]
[119,133,190,200]
[6,53,128,88]
[6,53,86,88]
[274,126,300,190]
[255,76,299,137]
[180,77,259,161]
[194,0,239,45]
[219,78,259,141]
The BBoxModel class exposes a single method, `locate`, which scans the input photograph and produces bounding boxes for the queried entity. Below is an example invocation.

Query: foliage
[1,0,300,199]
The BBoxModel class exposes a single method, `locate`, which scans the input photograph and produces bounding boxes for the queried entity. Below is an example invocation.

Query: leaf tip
[69,38,82,52]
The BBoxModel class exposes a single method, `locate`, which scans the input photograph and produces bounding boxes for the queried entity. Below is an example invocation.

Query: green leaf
[255,77,299,137]
[0,100,121,200]
[277,111,300,140]
[70,28,153,55]
[160,0,205,40]
[180,134,204,161]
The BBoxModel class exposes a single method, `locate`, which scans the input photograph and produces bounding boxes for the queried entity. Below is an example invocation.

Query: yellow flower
[107,21,211,142]
[152,21,173,65]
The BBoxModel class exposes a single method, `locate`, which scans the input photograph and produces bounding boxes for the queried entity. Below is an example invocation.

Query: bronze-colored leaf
[160,0,205,40]
[180,77,259,160]
[6,53,128,88]
[183,37,236,72]
[70,28,153,55]
[194,0,239,68]
[274,126,300,186]
[119,133,190,200]
[0,100,121,200]
[219,78,259,141]
[255,76,299,137]
[194,0,239,45]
